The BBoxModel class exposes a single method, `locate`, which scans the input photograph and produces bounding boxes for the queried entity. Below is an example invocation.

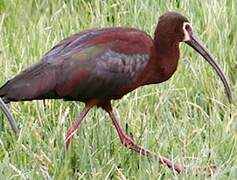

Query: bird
[0,11,232,173]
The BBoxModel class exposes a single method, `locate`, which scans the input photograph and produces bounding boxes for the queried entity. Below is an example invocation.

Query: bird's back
[0,27,153,103]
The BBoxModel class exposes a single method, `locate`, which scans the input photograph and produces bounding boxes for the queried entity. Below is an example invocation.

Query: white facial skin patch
[183,22,192,41]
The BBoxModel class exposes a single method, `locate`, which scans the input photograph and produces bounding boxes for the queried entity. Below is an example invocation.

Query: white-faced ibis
[0,12,232,173]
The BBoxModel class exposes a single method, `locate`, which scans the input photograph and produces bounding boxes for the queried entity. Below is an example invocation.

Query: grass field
[0,0,237,179]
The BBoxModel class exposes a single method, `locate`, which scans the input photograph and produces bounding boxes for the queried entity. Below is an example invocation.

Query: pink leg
[64,106,92,148]
[103,104,186,174]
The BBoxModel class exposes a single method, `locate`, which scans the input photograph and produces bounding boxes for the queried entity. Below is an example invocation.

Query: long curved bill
[185,34,232,103]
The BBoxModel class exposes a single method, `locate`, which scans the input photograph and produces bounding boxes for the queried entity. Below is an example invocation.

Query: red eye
[185,24,192,32]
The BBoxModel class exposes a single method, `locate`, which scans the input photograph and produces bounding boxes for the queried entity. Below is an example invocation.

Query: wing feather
[55,45,149,101]
[0,27,152,102]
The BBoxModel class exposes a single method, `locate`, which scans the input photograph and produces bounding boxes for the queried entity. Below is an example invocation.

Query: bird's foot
[159,156,186,174]
[120,134,185,173]
[120,134,152,156]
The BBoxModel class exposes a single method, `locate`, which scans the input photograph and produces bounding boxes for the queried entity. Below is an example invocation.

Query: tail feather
[0,96,10,104]
[0,61,59,102]
[0,80,10,103]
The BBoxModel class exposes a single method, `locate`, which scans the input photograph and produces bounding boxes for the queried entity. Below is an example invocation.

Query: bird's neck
[142,38,180,85]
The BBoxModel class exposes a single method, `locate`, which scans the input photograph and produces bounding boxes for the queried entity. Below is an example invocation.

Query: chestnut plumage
[0,12,232,173]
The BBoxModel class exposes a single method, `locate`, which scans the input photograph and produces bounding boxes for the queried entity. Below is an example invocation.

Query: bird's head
[155,11,232,103]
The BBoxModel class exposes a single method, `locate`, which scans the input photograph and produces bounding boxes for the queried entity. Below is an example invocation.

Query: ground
[0,0,236,179]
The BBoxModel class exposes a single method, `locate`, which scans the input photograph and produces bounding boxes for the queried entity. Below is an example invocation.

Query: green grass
[0,0,237,179]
